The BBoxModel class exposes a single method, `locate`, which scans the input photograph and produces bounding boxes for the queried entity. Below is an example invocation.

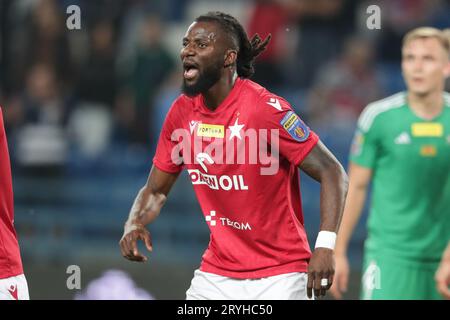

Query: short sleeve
[349,113,379,169]
[255,94,319,166]
[153,103,184,174]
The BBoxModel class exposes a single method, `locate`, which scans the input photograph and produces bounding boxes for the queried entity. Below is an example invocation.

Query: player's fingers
[129,233,139,256]
[120,236,131,258]
[327,274,334,291]
[142,231,153,252]
[437,281,450,299]
[319,273,329,297]
[133,233,149,262]
[127,253,146,262]
[119,239,128,258]
[314,273,323,298]
[307,272,314,299]
[132,253,147,262]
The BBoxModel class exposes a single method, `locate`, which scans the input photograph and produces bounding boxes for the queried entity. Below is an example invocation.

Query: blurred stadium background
[0,0,449,299]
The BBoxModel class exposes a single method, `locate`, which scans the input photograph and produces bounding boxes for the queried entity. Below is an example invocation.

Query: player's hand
[307,248,335,299]
[119,223,153,262]
[435,257,450,299]
[329,254,349,299]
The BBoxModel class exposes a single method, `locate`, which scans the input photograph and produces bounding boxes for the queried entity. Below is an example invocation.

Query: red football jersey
[0,107,24,279]
[154,78,319,278]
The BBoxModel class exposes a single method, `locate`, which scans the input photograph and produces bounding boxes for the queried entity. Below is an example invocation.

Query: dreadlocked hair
[195,11,271,79]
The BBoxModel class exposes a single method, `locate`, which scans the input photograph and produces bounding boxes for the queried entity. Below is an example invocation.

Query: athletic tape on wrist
[315,231,337,250]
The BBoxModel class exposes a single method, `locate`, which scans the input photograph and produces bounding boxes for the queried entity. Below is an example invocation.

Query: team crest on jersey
[420,145,437,157]
[279,111,309,142]
[351,131,364,156]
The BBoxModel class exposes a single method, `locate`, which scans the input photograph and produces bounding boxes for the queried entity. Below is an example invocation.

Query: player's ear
[443,60,450,78]
[224,49,237,68]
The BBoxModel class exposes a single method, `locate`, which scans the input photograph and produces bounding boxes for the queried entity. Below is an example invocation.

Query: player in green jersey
[330,27,450,300]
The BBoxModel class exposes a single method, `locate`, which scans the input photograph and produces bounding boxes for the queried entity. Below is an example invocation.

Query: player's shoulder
[241,79,291,114]
[159,94,195,128]
[171,94,195,110]
[357,92,407,132]
[240,78,268,101]
[444,91,450,107]
[166,94,195,116]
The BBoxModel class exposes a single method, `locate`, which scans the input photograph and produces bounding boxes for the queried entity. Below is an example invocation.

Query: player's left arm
[299,140,348,299]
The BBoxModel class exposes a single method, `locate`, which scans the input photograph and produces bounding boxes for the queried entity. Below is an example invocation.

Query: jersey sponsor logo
[411,123,443,137]
[188,170,249,191]
[197,123,225,138]
[394,132,411,145]
[196,152,214,172]
[267,98,282,111]
[205,210,252,230]
[280,111,309,142]
[205,210,217,226]
[171,125,281,176]
[189,152,249,191]
[420,145,437,157]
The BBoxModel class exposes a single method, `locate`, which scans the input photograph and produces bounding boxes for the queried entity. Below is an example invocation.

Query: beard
[182,62,222,97]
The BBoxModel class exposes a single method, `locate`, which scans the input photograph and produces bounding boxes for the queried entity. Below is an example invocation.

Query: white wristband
[315,231,337,250]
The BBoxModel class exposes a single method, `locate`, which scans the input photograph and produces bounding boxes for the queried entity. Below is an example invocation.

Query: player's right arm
[330,101,380,299]
[330,163,372,299]
[435,242,450,299]
[120,166,180,262]
[119,98,184,262]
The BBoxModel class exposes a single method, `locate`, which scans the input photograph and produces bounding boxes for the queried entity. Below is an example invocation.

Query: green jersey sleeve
[349,111,380,168]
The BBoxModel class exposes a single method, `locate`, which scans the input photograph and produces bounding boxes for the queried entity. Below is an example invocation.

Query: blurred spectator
[284,0,358,88]
[115,15,175,147]
[68,20,117,160]
[247,0,289,90]
[307,36,383,128]
[74,269,155,300]
[77,20,117,108]
[376,0,450,63]
[7,0,73,93]
[5,63,71,175]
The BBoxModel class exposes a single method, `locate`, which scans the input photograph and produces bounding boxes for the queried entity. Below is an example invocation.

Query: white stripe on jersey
[444,92,450,106]
[358,92,406,132]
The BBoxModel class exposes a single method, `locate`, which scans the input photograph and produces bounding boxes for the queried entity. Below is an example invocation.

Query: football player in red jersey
[0,108,29,300]
[120,12,348,300]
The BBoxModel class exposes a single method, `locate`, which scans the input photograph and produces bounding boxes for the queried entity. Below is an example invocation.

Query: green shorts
[361,251,442,300]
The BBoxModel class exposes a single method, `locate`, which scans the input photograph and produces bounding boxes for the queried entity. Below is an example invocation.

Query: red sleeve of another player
[153,102,184,174]
[256,94,319,166]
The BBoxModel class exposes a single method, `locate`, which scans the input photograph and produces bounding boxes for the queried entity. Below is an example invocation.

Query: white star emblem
[228,118,245,140]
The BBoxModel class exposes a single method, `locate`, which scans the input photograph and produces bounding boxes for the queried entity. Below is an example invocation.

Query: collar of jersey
[195,77,245,115]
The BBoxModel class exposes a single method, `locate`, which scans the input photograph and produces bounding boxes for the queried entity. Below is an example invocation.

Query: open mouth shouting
[183,60,200,81]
